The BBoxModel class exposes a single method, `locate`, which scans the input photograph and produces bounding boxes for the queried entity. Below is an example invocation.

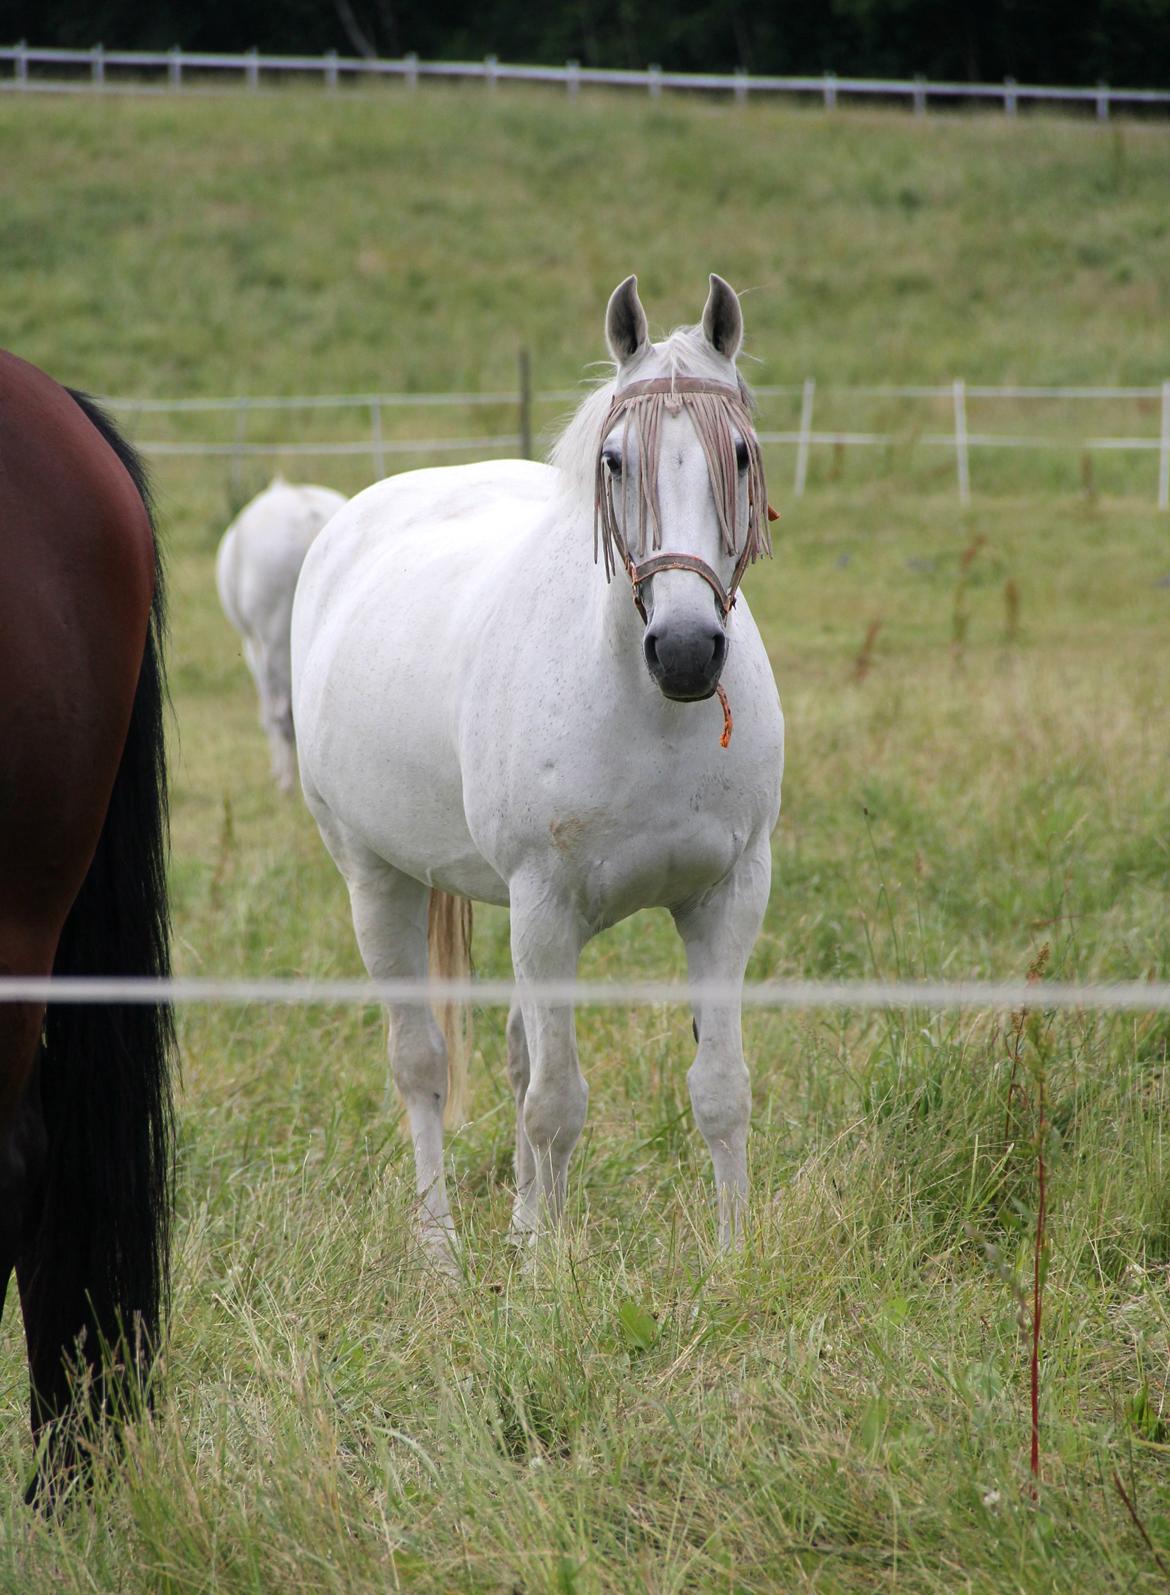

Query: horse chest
[570,809,745,926]
[476,749,753,923]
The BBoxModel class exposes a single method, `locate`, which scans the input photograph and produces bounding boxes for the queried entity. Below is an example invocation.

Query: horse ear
[701,274,743,360]
[605,275,649,365]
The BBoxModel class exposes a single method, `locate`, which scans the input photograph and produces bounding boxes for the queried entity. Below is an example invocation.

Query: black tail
[21,392,174,1473]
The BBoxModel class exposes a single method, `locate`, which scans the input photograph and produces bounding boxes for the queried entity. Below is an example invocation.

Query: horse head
[594,274,771,703]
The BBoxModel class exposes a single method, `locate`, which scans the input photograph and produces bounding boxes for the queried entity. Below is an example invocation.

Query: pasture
[1,85,1169,1590]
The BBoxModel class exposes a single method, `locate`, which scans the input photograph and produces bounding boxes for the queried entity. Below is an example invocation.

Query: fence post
[92,43,105,88]
[1004,76,1017,116]
[246,48,259,90]
[169,45,182,88]
[913,75,926,116]
[518,348,533,460]
[734,66,748,105]
[1158,380,1170,511]
[953,378,971,507]
[794,377,816,497]
[1096,82,1110,121]
[404,51,418,89]
[485,53,498,90]
[325,49,338,90]
[648,63,662,98]
[15,39,27,88]
[823,71,837,110]
[370,399,386,479]
[566,59,580,98]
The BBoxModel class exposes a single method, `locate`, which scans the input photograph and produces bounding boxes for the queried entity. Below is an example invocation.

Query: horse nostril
[643,621,728,696]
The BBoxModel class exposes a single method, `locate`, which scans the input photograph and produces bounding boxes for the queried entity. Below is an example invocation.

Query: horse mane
[549,324,755,509]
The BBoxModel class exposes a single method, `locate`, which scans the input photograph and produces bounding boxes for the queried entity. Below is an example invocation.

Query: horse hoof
[419,1228,463,1280]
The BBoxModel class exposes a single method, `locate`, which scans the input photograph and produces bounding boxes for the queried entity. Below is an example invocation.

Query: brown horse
[0,351,174,1501]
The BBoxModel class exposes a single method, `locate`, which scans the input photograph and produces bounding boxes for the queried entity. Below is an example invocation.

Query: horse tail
[26,391,174,1445]
[426,891,473,1128]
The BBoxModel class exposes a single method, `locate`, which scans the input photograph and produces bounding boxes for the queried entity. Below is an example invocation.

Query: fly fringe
[593,376,771,583]
[427,889,473,1128]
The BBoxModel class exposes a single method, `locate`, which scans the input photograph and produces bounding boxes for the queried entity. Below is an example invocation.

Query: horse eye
[734,438,749,471]
[602,447,622,476]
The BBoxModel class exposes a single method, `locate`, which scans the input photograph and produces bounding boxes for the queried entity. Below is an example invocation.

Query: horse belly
[297,643,510,904]
[294,556,522,904]
[345,765,510,906]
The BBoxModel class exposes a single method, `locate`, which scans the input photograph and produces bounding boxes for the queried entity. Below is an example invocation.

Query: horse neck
[538,492,646,669]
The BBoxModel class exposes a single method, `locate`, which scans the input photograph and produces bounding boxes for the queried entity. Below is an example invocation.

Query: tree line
[7,0,1170,88]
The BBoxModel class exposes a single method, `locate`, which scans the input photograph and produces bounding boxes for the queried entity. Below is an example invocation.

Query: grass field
[1,85,1170,1591]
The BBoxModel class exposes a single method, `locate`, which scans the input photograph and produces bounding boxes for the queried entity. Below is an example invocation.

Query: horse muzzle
[643,617,728,702]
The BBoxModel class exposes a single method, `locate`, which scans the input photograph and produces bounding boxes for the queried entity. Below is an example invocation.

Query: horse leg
[345,858,458,1266]
[672,836,772,1249]
[505,1002,536,1239]
[0,1011,48,1327]
[251,640,297,795]
[0,935,63,1492]
[508,879,587,1239]
[0,920,52,1316]
[265,716,297,796]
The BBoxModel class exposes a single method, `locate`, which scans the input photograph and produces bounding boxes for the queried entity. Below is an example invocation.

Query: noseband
[593,374,772,626]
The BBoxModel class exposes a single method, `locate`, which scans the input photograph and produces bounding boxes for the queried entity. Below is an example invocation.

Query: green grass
[2,86,1169,392]
[2,85,1170,1591]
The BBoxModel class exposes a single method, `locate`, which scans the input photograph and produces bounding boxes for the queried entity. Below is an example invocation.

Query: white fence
[0,975,1169,1013]
[107,381,1170,509]
[3,44,1170,119]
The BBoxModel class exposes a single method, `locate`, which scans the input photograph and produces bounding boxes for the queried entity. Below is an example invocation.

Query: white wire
[0,976,1166,1012]
[137,435,521,457]
[128,431,1165,461]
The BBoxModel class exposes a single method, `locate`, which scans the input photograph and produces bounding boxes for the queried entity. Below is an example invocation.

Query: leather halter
[594,375,768,627]
[629,552,738,624]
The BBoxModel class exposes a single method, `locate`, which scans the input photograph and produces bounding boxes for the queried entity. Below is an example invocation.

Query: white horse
[291,276,784,1258]
[216,476,346,792]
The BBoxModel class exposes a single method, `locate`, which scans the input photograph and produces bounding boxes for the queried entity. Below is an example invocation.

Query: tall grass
[0,86,1168,1590]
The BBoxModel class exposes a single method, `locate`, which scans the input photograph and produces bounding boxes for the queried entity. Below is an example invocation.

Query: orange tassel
[716,683,733,748]
[767,503,780,522]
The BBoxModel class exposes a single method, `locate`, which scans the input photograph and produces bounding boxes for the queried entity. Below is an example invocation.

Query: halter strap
[629,553,732,622]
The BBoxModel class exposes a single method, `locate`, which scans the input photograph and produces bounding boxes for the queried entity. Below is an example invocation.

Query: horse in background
[217,476,346,793]
[292,275,783,1263]
[0,352,174,1499]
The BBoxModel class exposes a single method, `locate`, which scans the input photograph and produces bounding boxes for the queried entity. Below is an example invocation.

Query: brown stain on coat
[549,816,587,853]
